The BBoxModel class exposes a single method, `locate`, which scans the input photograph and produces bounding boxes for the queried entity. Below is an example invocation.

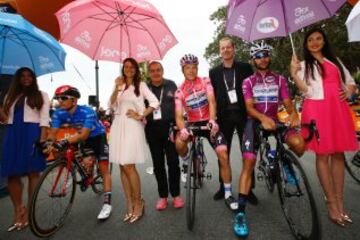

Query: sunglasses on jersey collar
[253,51,270,59]
[54,95,74,101]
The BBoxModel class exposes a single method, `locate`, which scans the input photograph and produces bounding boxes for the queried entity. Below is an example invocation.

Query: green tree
[205,4,360,77]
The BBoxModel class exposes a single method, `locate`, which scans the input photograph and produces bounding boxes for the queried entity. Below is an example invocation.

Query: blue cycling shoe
[283,164,298,186]
[233,212,249,238]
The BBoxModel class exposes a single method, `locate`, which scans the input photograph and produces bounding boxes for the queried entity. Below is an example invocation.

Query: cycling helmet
[250,41,272,58]
[54,85,81,98]
[180,54,199,67]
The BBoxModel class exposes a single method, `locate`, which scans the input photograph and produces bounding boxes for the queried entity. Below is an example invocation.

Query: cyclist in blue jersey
[46,85,112,220]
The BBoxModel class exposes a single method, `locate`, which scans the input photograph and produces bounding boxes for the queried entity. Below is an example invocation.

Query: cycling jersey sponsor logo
[185,92,208,110]
[75,31,92,49]
[256,17,279,34]
[265,76,275,83]
[100,47,127,59]
[253,84,279,103]
[233,15,246,33]
[294,7,315,25]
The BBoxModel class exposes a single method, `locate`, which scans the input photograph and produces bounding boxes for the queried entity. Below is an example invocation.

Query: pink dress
[301,61,358,154]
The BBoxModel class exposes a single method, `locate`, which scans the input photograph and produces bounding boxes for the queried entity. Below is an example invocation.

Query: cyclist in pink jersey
[234,42,305,238]
[175,54,238,210]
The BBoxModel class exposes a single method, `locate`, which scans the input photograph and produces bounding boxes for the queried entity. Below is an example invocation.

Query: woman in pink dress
[291,28,357,226]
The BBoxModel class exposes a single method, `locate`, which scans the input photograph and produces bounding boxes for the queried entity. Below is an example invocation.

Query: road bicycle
[29,138,111,238]
[183,124,212,230]
[256,120,320,240]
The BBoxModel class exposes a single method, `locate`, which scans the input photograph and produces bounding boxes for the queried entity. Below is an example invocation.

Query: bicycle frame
[49,145,94,197]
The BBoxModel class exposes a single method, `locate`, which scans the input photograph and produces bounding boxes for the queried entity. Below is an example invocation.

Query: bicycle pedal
[80,185,88,192]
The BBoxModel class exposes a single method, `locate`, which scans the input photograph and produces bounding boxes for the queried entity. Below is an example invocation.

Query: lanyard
[223,69,236,90]
[151,85,164,104]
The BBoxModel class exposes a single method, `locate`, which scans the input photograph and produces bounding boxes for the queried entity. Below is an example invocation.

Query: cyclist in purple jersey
[233,42,305,238]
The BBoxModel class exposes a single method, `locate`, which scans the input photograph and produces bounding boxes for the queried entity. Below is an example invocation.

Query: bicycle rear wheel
[186,155,196,230]
[345,151,360,184]
[29,159,76,238]
[277,150,320,240]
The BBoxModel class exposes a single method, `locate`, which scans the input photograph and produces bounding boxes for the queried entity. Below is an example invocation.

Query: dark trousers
[217,111,255,189]
[145,122,180,198]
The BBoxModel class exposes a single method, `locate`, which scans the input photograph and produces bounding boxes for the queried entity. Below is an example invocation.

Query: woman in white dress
[109,58,159,223]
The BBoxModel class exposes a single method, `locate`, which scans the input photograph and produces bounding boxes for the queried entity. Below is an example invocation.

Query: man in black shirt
[209,37,258,205]
[145,61,184,210]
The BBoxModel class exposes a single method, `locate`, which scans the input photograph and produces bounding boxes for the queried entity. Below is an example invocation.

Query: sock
[103,192,112,205]
[180,152,190,166]
[224,183,232,199]
[238,193,248,213]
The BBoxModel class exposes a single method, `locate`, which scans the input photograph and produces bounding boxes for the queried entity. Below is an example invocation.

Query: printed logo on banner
[61,11,71,33]
[294,7,315,25]
[159,34,173,51]
[234,15,247,33]
[75,31,92,49]
[256,17,279,34]
[39,56,54,70]
[100,47,127,59]
[136,44,151,58]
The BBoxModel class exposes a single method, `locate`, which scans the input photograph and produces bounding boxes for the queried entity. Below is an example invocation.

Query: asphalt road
[1,137,359,240]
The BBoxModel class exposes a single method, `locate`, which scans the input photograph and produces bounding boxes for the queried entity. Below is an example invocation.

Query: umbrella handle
[289,33,296,57]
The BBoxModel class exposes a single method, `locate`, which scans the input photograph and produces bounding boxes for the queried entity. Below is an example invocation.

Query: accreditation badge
[227,89,238,104]
[153,108,162,120]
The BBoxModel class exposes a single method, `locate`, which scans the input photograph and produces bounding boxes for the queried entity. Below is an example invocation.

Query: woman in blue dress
[0,67,50,231]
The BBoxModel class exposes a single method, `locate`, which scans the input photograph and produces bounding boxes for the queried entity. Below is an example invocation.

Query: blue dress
[1,97,46,177]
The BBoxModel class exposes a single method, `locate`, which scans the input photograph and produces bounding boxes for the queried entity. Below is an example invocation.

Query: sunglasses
[55,96,74,101]
[253,51,270,59]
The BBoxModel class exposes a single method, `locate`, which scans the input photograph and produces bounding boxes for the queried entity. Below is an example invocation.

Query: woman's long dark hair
[303,28,345,84]
[122,58,141,96]
[2,67,44,115]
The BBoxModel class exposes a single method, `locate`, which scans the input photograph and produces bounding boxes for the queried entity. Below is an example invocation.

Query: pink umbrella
[56,0,177,63]
[226,0,346,52]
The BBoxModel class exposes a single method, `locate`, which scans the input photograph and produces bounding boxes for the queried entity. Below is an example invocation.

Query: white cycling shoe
[97,204,112,220]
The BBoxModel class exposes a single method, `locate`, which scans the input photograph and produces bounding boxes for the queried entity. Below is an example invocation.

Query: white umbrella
[346,1,360,42]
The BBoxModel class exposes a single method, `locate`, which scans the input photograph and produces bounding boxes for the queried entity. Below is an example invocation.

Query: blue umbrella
[0,12,66,77]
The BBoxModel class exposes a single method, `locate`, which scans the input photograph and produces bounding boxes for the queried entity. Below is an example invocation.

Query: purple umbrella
[226,0,346,52]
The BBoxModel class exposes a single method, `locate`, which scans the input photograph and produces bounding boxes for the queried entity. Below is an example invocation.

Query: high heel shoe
[324,198,345,227]
[129,199,145,223]
[123,213,133,222]
[341,213,353,224]
[8,206,27,232]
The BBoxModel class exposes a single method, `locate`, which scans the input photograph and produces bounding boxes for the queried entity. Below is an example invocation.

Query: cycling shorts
[83,134,109,162]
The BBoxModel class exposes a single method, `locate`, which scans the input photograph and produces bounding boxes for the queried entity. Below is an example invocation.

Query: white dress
[109,82,159,165]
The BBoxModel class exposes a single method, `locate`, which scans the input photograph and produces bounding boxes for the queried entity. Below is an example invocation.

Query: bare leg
[98,162,112,193]
[330,153,346,215]
[316,154,342,223]
[7,176,24,227]
[122,164,143,219]
[239,159,256,194]
[217,150,231,183]
[120,165,133,216]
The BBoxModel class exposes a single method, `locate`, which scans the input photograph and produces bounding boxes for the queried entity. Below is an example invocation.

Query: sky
[38,0,228,108]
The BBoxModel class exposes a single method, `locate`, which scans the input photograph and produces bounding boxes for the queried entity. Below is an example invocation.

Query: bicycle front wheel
[29,159,76,238]
[277,150,320,240]
[186,155,196,230]
[345,151,360,184]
